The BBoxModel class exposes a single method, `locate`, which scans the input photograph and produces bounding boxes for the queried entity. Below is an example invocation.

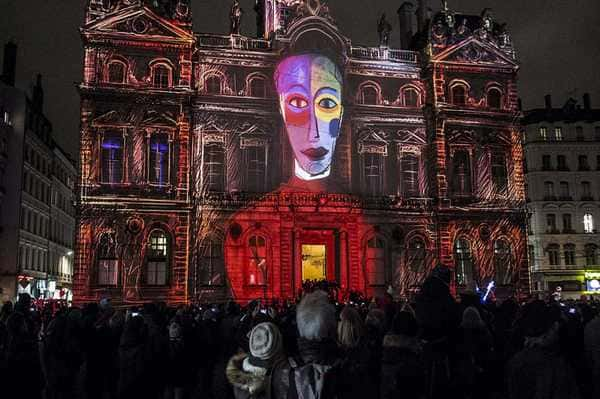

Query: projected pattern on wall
[75,0,527,304]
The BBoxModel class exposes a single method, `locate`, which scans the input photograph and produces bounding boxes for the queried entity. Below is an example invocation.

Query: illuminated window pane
[539,127,547,141]
[147,230,168,286]
[97,233,117,286]
[554,127,562,141]
[584,213,594,233]
[101,135,123,184]
[149,135,169,185]
[248,236,266,285]
[455,238,474,286]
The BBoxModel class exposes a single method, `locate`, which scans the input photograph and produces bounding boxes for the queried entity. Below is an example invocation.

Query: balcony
[349,46,418,63]
[581,195,594,201]
[558,196,573,201]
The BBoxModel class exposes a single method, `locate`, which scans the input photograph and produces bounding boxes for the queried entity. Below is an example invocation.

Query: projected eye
[289,97,308,108]
[318,98,338,109]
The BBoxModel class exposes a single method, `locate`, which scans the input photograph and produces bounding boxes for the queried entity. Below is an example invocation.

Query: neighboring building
[0,42,76,302]
[524,94,600,299]
[74,0,527,305]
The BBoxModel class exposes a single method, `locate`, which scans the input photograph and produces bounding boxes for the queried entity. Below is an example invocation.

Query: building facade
[74,0,527,305]
[524,94,600,299]
[0,43,77,302]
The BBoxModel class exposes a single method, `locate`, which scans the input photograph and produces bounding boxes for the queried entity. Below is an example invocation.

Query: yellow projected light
[302,244,327,281]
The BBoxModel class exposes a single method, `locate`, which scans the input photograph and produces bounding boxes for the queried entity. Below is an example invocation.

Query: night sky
[0,0,598,158]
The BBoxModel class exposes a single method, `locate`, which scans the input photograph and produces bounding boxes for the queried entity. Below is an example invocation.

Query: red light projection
[74,1,528,305]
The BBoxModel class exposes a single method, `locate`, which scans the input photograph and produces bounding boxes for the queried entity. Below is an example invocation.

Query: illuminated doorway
[302,244,327,281]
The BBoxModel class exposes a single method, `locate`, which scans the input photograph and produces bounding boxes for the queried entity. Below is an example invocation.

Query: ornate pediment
[141,110,178,127]
[357,129,389,155]
[84,6,193,42]
[92,110,127,126]
[446,129,475,144]
[396,128,427,145]
[432,37,517,68]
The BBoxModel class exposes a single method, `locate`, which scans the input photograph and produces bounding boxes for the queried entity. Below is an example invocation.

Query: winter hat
[169,321,182,341]
[248,322,283,367]
[461,306,485,329]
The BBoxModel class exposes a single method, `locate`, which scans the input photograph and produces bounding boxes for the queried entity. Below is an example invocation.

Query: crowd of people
[1,266,599,399]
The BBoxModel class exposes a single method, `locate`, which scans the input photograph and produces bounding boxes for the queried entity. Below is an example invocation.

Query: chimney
[2,41,17,87]
[397,2,415,50]
[416,0,429,32]
[583,93,591,110]
[32,74,44,111]
[544,94,552,110]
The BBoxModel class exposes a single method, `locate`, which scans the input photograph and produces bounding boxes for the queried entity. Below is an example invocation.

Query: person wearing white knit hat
[226,322,284,399]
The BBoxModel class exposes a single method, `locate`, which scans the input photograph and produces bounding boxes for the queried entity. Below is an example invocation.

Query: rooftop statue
[230,0,244,35]
[377,13,393,47]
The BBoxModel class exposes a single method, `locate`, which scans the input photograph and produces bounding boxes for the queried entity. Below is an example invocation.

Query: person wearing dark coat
[584,312,600,398]
[507,301,581,399]
[380,311,425,399]
[272,291,342,399]
[117,314,150,399]
[452,306,494,399]
[226,322,284,399]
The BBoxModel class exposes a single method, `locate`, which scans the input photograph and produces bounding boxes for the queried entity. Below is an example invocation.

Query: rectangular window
[146,261,167,285]
[546,214,556,233]
[149,134,169,186]
[578,155,590,171]
[199,240,224,286]
[554,127,562,141]
[248,236,266,285]
[366,238,386,286]
[245,146,266,193]
[563,214,572,232]
[401,153,419,197]
[539,127,547,140]
[576,126,584,141]
[204,144,225,192]
[542,155,552,171]
[363,152,384,196]
[559,182,570,199]
[491,152,508,193]
[548,246,560,266]
[582,182,592,200]
[564,245,576,266]
[101,135,124,184]
[97,260,118,286]
[557,155,568,171]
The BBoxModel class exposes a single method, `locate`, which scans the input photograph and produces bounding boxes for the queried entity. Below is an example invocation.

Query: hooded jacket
[226,353,272,399]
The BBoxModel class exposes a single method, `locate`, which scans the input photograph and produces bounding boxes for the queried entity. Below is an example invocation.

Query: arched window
[451,84,467,105]
[585,244,598,266]
[248,235,267,285]
[107,60,126,84]
[366,237,386,286]
[564,244,576,266]
[407,238,426,273]
[204,143,225,192]
[100,133,124,184]
[454,238,474,286]
[97,233,118,286]
[146,229,169,286]
[403,88,420,107]
[584,213,594,233]
[148,133,169,186]
[152,64,171,88]
[452,150,472,196]
[249,76,267,98]
[494,239,511,285]
[360,85,379,105]
[547,243,560,266]
[487,88,502,109]
[400,153,419,197]
[205,74,222,95]
[199,238,224,286]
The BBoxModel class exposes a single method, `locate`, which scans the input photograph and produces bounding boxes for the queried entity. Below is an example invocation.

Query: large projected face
[275,54,343,180]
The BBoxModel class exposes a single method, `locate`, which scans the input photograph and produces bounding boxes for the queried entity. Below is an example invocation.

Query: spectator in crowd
[227,322,284,399]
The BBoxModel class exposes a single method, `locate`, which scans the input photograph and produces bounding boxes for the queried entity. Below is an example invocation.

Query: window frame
[145,229,170,286]
[454,238,474,286]
[96,232,118,286]
[100,132,125,185]
[106,59,128,84]
[147,132,171,187]
[151,62,173,89]
[366,236,386,286]
[198,238,225,286]
[247,235,267,286]
[358,82,381,105]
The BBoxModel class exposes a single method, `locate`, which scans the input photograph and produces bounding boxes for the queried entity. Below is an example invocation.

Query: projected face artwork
[275,54,343,180]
